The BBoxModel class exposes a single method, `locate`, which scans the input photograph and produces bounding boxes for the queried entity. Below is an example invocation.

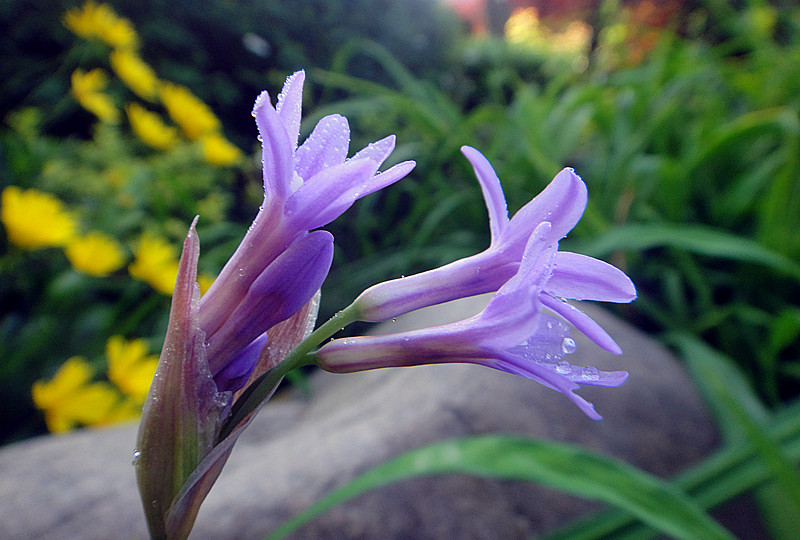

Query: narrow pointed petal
[491,357,605,420]
[295,114,350,181]
[506,168,587,246]
[540,293,623,354]
[286,158,379,231]
[547,252,637,302]
[275,70,305,149]
[253,91,293,201]
[462,146,509,243]
[351,135,396,167]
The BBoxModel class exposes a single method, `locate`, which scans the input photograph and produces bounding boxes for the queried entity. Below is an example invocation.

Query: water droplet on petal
[561,337,576,354]
[582,366,600,381]
[555,360,571,374]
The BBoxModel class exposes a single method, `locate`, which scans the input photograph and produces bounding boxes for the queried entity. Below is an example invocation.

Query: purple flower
[136,72,414,538]
[198,70,415,392]
[317,221,631,420]
[353,146,635,354]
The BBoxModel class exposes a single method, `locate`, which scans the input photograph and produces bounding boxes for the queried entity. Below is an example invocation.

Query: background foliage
[2,0,800,537]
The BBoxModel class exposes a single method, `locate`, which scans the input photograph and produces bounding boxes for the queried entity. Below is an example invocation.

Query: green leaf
[268,436,733,540]
[544,397,800,540]
[672,334,800,530]
[574,223,800,282]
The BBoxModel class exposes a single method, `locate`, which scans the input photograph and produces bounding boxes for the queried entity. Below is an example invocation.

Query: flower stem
[216,303,361,443]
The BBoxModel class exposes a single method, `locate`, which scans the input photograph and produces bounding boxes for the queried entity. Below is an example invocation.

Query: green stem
[216,303,362,443]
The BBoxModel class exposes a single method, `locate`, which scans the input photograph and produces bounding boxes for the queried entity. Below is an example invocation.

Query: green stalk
[216,303,362,443]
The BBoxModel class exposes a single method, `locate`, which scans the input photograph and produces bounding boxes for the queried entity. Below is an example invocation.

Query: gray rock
[0,298,719,539]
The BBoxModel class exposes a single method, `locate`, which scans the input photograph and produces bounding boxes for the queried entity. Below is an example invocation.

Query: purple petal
[205,230,334,375]
[489,356,605,420]
[539,293,623,354]
[461,146,508,243]
[253,91,293,201]
[295,114,350,182]
[214,332,268,394]
[286,158,379,231]
[275,70,305,149]
[505,168,587,247]
[481,222,553,324]
[547,252,637,302]
[351,135,396,167]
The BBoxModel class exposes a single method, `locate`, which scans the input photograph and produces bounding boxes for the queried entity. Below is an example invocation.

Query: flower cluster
[32,336,158,433]
[135,71,415,538]
[64,1,242,167]
[316,147,636,419]
[134,70,635,538]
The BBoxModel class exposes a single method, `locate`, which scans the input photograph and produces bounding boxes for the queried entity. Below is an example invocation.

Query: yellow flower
[201,132,243,167]
[110,49,158,100]
[71,68,119,123]
[128,232,180,295]
[105,335,158,403]
[63,1,138,50]
[64,231,127,277]
[159,82,220,140]
[1,186,78,249]
[32,356,120,434]
[126,103,180,150]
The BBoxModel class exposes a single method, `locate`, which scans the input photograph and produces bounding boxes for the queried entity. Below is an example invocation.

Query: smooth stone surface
[0,298,719,539]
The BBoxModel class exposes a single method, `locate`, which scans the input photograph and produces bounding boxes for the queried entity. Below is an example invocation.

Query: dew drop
[582,366,600,381]
[555,360,571,374]
[132,450,141,466]
[561,337,577,355]
[391,318,397,323]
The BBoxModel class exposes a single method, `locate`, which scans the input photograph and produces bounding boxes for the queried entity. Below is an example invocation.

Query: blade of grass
[543,396,800,540]
[574,223,800,282]
[267,435,733,540]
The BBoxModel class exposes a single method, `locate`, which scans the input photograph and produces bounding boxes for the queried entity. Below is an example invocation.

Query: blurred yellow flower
[159,82,220,140]
[63,1,138,50]
[128,232,180,295]
[106,335,158,402]
[201,132,244,167]
[1,186,78,249]
[126,103,180,150]
[65,231,127,277]
[71,68,119,123]
[32,356,120,434]
[110,49,158,100]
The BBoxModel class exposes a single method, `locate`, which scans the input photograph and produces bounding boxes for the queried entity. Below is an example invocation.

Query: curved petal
[285,158,379,231]
[275,70,305,149]
[489,356,604,420]
[214,332,268,394]
[205,230,334,375]
[253,91,293,201]
[540,293,622,354]
[295,114,350,182]
[480,222,553,324]
[461,146,508,244]
[547,252,637,302]
[505,167,587,248]
[351,135,396,167]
